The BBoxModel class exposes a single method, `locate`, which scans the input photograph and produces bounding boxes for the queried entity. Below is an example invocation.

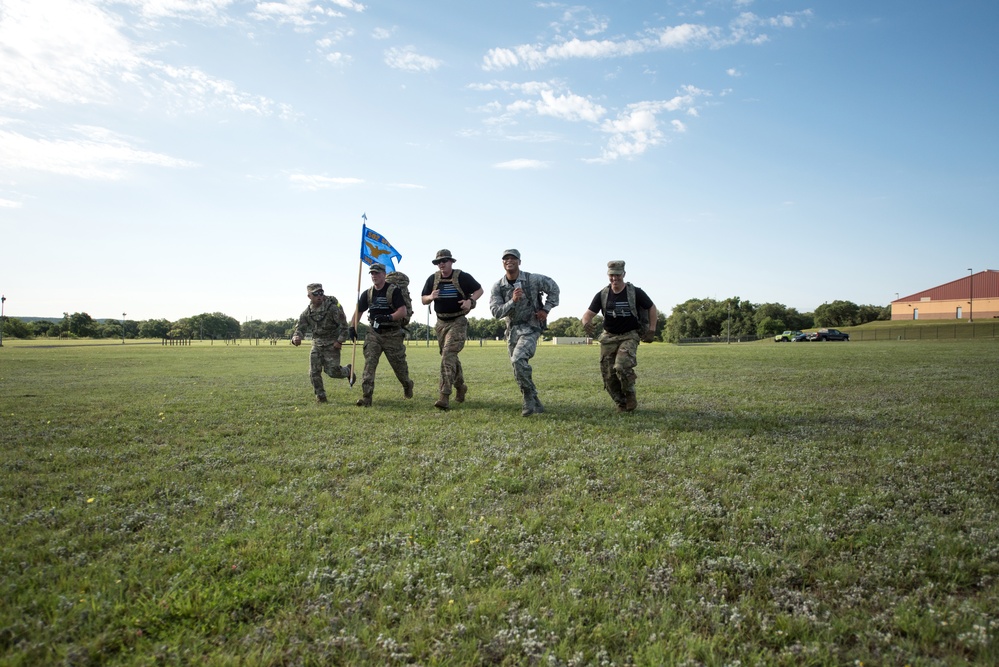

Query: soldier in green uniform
[420,249,484,410]
[350,263,415,407]
[581,261,657,412]
[291,283,352,403]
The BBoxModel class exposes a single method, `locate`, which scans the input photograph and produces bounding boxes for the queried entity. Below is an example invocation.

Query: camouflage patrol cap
[607,261,625,275]
[368,262,387,273]
[432,249,455,265]
[307,283,324,294]
[501,248,521,260]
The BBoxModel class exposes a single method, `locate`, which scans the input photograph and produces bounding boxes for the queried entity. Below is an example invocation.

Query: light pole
[0,295,5,347]
[967,268,973,322]
[727,300,731,344]
[122,312,127,344]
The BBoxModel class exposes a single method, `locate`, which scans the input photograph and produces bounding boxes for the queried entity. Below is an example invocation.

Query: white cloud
[384,47,442,72]
[115,0,237,24]
[0,125,196,180]
[0,0,144,110]
[372,27,394,40]
[0,197,23,208]
[289,174,364,189]
[0,0,287,117]
[494,159,549,170]
[482,11,807,71]
[535,89,605,123]
[727,68,742,77]
[249,0,364,27]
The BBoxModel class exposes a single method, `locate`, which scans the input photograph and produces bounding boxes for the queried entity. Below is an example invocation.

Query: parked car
[774,330,803,342]
[807,328,850,342]
[791,332,810,342]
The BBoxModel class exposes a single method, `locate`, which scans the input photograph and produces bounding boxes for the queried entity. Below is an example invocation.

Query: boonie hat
[307,283,324,294]
[501,248,521,260]
[368,262,387,273]
[607,261,625,275]
[432,249,455,265]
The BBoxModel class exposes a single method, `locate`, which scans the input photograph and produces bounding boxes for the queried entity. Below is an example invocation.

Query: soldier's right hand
[348,326,357,342]
[292,335,301,347]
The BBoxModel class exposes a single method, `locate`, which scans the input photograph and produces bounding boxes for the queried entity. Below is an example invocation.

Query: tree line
[1,298,890,343]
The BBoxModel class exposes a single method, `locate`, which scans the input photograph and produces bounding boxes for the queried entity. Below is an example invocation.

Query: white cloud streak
[0,125,195,179]
[482,11,810,71]
[288,174,364,189]
[384,46,442,72]
[494,159,549,170]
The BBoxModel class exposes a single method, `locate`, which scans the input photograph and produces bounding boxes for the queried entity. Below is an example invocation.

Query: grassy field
[1,338,997,665]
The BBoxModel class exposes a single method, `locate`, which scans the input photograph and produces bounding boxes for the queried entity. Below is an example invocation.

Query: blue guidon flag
[360,215,402,272]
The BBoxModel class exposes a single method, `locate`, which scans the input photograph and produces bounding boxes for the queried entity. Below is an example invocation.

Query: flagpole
[349,218,367,386]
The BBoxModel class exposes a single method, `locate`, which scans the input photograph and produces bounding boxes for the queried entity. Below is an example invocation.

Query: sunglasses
[309,290,324,296]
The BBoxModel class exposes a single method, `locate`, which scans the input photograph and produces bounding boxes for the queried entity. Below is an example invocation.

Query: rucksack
[370,271,414,327]
[431,268,466,299]
[600,283,651,337]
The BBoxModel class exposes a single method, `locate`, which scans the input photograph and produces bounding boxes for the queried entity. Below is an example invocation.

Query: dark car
[791,332,810,342]
[807,328,850,342]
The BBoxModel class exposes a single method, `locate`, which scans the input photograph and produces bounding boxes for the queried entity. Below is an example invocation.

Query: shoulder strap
[626,283,637,315]
[600,286,610,314]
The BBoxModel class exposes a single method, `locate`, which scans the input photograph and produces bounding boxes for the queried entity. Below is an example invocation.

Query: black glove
[373,314,394,324]
[348,326,357,342]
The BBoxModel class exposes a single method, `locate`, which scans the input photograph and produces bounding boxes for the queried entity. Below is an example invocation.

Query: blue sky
[2,0,997,323]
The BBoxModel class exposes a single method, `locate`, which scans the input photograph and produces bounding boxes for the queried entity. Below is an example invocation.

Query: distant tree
[2,317,33,339]
[814,301,860,328]
[857,304,889,324]
[757,317,785,338]
[188,312,240,339]
[467,317,506,340]
[139,319,171,338]
[547,316,586,338]
[68,312,94,337]
[31,320,57,337]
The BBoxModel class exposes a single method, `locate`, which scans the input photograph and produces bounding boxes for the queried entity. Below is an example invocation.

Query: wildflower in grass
[87,498,95,503]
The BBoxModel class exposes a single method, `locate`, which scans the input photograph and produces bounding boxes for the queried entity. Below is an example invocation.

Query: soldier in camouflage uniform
[581,261,657,412]
[350,263,414,407]
[291,283,352,403]
[489,249,560,416]
[421,249,484,410]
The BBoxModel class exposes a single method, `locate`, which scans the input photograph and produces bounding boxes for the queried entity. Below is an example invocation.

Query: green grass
[1,338,998,665]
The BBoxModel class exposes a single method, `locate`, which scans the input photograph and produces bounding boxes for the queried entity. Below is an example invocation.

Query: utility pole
[968,268,973,322]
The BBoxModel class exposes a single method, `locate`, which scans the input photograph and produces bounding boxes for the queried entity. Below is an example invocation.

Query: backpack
[600,283,651,337]
[432,268,466,299]
[370,271,414,327]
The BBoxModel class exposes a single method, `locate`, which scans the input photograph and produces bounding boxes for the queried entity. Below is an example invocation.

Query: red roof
[895,269,999,302]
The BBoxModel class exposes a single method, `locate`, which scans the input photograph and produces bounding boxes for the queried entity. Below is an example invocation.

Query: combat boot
[316,394,328,404]
[435,393,450,410]
[624,391,637,412]
[455,384,467,403]
[403,380,414,399]
[356,395,372,407]
[521,389,534,417]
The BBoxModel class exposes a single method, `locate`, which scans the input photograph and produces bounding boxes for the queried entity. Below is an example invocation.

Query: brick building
[892,269,999,321]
